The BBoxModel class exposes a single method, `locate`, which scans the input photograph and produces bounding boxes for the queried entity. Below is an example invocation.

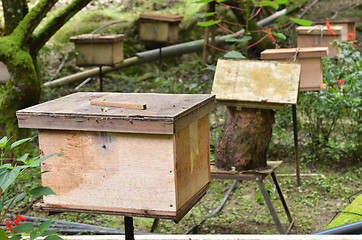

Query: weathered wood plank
[16,93,215,134]
[90,99,147,110]
[212,59,300,108]
[139,13,183,22]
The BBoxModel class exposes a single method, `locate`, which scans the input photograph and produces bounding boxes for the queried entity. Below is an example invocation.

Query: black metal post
[124,216,134,240]
[158,47,162,78]
[99,66,103,92]
[292,104,301,186]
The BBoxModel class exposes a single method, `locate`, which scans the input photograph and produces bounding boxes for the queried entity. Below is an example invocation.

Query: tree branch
[30,0,92,55]
[11,0,58,45]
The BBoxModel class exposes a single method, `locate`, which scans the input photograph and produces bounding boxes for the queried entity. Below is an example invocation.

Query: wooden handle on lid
[90,100,147,110]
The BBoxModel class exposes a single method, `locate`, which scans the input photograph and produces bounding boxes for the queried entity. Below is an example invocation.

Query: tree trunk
[215,106,275,171]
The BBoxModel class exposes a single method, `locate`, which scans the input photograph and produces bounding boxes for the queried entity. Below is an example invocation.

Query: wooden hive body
[211,59,301,110]
[139,13,183,43]
[0,61,10,84]
[296,26,343,57]
[70,34,124,66]
[260,47,328,91]
[16,92,215,221]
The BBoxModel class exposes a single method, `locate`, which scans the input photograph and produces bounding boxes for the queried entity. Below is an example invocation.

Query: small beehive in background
[16,92,215,221]
[139,13,183,43]
[70,34,124,66]
[261,47,328,91]
[212,59,301,110]
[0,61,10,84]
[296,26,343,57]
[315,19,357,41]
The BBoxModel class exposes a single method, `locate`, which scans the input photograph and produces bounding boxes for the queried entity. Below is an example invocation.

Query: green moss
[326,194,362,229]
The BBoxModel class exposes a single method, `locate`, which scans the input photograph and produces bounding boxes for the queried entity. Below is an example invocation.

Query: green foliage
[298,41,361,163]
[0,136,62,240]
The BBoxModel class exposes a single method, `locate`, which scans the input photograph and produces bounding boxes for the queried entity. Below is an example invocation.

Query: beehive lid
[212,59,301,109]
[315,18,358,24]
[16,92,215,134]
[261,47,328,59]
[70,34,124,43]
[296,26,343,35]
[139,13,183,22]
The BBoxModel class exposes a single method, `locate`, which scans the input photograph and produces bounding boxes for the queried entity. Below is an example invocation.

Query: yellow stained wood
[212,59,301,106]
[90,99,146,110]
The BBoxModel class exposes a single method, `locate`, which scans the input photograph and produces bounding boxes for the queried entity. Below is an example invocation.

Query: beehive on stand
[315,19,357,41]
[139,13,183,43]
[261,47,328,91]
[70,34,124,66]
[0,61,10,84]
[212,59,301,110]
[16,92,215,221]
[296,26,343,57]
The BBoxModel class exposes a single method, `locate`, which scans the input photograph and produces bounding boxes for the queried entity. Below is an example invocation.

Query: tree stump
[215,106,275,171]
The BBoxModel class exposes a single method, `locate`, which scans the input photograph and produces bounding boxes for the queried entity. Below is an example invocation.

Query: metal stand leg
[271,172,295,232]
[150,218,160,232]
[158,47,162,78]
[99,66,103,92]
[124,216,134,240]
[257,178,285,234]
[292,104,301,186]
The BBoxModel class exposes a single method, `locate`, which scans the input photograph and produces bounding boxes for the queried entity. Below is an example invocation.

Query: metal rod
[271,172,293,224]
[99,66,103,92]
[158,47,162,78]
[257,179,285,234]
[292,104,301,186]
[124,216,134,240]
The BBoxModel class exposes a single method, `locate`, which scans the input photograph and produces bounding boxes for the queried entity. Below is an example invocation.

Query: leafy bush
[298,41,361,164]
[0,136,62,240]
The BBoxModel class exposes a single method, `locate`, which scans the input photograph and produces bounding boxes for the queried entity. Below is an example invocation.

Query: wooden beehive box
[16,92,215,221]
[296,26,343,57]
[70,34,124,66]
[315,19,357,41]
[0,61,10,84]
[139,13,183,43]
[260,47,328,91]
[211,59,301,110]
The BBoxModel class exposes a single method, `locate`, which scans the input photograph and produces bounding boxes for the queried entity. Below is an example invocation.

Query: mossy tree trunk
[0,0,92,155]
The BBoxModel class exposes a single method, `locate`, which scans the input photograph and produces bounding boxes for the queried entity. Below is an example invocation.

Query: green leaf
[4,192,26,207]
[41,230,59,236]
[223,51,246,59]
[17,153,29,163]
[193,12,216,18]
[0,228,7,240]
[44,235,63,240]
[193,0,214,3]
[0,166,21,193]
[13,223,34,233]
[38,219,53,233]
[205,64,216,71]
[0,164,12,169]
[276,0,288,4]
[10,138,31,150]
[29,153,63,167]
[30,232,41,240]
[290,17,313,26]
[0,136,9,148]
[197,19,221,27]
[225,36,252,43]
[263,31,286,40]
[30,186,56,196]
[9,235,21,240]
[257,1,279,9]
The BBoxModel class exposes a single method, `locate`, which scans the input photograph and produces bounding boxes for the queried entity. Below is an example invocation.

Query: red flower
[347,32,355,41]
[17,215,26,221]
[14,222,20,226]
[338,79,344,85]
[7,225,13,230]
[4,221,10,227]
[268,28,275,43]
[325,21,335,35]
